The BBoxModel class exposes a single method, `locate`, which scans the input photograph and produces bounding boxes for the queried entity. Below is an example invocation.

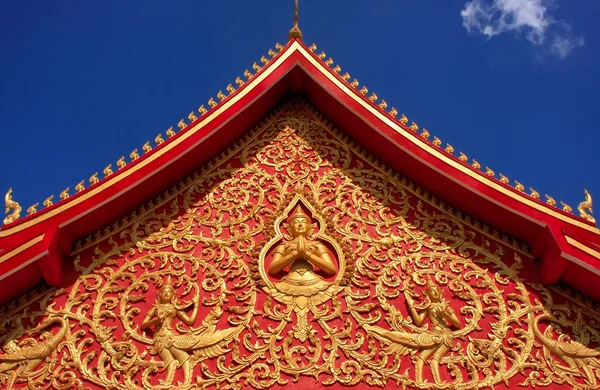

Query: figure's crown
[162,275,173,289]
[425,279,437,290]
[289,205,311,223]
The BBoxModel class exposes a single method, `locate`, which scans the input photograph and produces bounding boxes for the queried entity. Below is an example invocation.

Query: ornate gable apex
[1,37,600,305]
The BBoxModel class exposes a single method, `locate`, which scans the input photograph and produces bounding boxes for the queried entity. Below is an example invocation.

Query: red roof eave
[1,39,599,304]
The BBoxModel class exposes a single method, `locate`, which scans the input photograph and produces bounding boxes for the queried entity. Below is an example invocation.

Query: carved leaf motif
[0,97,594,390]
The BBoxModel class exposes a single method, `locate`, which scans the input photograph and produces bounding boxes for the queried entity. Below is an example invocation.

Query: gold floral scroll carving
[2,97,600,389]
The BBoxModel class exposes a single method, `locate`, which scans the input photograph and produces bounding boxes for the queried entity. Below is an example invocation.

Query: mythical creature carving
[141,277,239,386]
[3,188,21,225]
[578,189,595,224]
[365,280,461,385]
[0,317,68,390]
[534,313,600,385]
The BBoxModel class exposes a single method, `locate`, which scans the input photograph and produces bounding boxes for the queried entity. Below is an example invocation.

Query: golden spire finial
[288,0,303,40]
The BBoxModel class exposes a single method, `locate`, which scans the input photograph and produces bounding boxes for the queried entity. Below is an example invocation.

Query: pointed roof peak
[288,0,303,41]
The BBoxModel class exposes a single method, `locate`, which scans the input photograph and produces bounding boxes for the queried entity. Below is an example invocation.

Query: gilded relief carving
[2,97,600,389]
[365,280,462,385]
[141,276,240,386]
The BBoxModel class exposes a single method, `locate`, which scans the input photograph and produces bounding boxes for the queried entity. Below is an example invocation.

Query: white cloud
[461,0,584,58]
[550,35,584,58]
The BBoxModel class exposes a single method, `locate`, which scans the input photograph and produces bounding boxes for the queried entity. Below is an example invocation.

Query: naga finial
[3,188,21,225]
[578,189,595,224]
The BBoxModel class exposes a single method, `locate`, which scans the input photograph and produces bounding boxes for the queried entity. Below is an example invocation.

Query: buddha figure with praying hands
[268,205,337,296]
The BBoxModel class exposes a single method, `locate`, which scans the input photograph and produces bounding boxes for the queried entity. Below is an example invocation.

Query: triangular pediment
[2,98,600,389]
[1,40,599,307]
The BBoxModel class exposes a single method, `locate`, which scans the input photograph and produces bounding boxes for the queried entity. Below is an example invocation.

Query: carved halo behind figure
[258,193,346,305]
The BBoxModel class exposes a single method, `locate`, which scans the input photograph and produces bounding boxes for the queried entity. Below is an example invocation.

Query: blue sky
[1,1,598,223]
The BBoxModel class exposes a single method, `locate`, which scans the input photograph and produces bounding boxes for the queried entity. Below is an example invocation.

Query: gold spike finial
[43,195,54,208]
[59,188,70,200]
[3,188,21,225]
[545,194,556,206]
[188,111,197,121]
[445,143,454,154]
[27,203,38,216]
[432,136,442,147]
[399,114,408,125]
[177,119,186,130]
[288,0,303,40]
[166,127,176,138]
[103,164,113,177]
[459,152,468,162]
[561,202,572,213]
[89,173,99,185]
[117,156,126,169]
[155,134,165,145]
[529,188,540,199]
[75,181,85,192]
[142,141,152,153]
[130,149,140,161]
[472,159,481,169]
[578,189,595,224]
[499,174,509,184]
[485,167,495,177]
[514,180,525,192]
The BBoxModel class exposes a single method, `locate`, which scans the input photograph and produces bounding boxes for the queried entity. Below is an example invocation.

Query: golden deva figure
[268,206,336,296]
[365,280,461,385]
[141,277,237,386]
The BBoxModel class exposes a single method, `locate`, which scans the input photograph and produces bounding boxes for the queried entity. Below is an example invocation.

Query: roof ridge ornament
[3,188,21,225]
[288,0,303,40]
